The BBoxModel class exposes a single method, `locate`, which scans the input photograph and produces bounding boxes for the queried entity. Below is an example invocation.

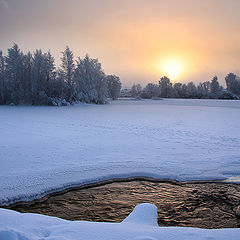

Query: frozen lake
[0,99,240,205]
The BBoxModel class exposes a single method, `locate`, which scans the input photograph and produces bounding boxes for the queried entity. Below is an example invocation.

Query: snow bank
[0,99,240,205]
[122,203,158,226]
[0,203,239,240]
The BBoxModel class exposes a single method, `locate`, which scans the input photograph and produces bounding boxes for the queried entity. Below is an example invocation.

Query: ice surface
[0,99,240,205]
[0,203,239,240]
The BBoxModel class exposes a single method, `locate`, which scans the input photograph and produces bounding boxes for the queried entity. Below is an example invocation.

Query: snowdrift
[1,99,240,205]
[0,203,239,240]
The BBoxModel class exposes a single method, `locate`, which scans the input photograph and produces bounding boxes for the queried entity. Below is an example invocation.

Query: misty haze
[0,1,240,240]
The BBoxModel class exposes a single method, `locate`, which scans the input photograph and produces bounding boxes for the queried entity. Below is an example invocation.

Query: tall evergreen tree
[22,52,32,102]
[44,51,55,97]
[32,49,44,95]
[5,43,24,104]
[59,46,75,86]
[31,50,56,104]
[0,51,5,104]
[58,46,75,101]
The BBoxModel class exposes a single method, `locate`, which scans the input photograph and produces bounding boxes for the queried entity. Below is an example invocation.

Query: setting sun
[161,59,183,80]
[1,1,240,239]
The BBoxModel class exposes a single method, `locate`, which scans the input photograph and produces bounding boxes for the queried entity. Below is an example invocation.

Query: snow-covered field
[1,203,239,240]
[0,99,240,205]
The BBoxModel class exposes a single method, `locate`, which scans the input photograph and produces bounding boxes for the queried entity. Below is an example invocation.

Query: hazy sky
[1,0,240,87]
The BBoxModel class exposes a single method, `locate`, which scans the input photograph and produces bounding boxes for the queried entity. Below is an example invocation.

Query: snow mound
[122,203,158,226]
[0,204,240,240]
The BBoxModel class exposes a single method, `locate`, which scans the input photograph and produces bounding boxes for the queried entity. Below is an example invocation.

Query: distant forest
[0,44,122,105]
[0,44,240,106]
[129,74,240,100]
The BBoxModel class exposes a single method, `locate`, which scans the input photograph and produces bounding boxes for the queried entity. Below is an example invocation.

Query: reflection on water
[8,180,240,229]
[225,176,240,183]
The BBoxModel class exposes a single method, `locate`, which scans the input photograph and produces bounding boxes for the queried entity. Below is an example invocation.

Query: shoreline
[4,176,236,208]
[5,177,240,229]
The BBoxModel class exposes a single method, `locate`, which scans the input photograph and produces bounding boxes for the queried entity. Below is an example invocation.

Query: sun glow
[161,59,183,80]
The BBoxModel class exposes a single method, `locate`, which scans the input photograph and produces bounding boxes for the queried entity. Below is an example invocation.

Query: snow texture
[0,99,240,205]
[0,203,239,240]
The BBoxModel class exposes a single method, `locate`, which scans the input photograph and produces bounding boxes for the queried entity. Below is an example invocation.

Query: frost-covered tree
[0,44,121,105]
[31,50,56,104]
[59,46,75,86]
[197,81,211,98]
[43,51,56,97]
[4,43,24,104]
[141,83,160,99]
[58,46,75,102]
[31,49,44,94]
[172,82,184,98]
[131,84,137,97]
[95,71,108,104]
[0,51,5,104]
[106,75,122,100]
[74,55,107,104]
[136,84,142,96]
[181,84,188,98]
[186,82,197,98]
[159,76,172,98]
[131,83,142,97]
[21,52,32,102]
[210,76,221,97]
[225,73,240,95]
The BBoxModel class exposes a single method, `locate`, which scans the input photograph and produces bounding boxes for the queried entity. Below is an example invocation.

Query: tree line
[130,74,240,100]
[1,44,239,105]
[0,44,122,106]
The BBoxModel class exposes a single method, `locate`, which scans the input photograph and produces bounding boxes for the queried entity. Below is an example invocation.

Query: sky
[1,0,240,87]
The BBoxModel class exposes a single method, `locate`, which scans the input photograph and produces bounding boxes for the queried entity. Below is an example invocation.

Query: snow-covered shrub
[141,83,161,99]
[131,84,142,97]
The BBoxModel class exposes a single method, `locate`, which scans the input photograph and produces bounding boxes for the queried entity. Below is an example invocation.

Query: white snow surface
[0,203,239,240]
[0,99,240,205]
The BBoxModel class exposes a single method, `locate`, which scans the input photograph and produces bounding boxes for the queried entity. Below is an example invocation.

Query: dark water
[7,180,240,229]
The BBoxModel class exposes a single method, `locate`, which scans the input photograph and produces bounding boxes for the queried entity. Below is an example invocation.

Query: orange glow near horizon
[1,0,240,86]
